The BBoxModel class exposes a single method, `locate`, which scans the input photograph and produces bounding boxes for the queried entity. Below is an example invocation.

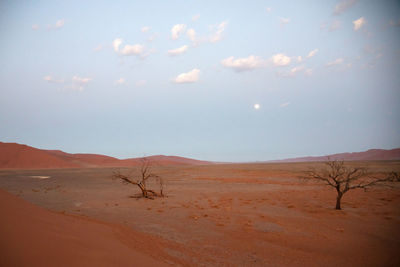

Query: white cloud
[140,26,157,41]
[173,69,200,84]
[290,66,305,75]
[221,55,265,72]
[278,65,306,77]
[271,53,291,66]
[305,68,313,76]
[43,75,64,83]
[209,21,228,43]
[353,17,366,31]
[112,38,123,52]
[136,80,147,87]
[279,17,290,26]
[297,56,303,63]
[48,19,65,30]
[113,38,146,57]
[187,28,197,43]
[168,45,188,56]
[44,75,92,91]
[55,19,65,28]
[120,44,145,56]
[147,33,158,42]
[326,58,344,66]
[266,7,272,12]
[334,0,358,15]
[115,78,125,85]
[280,102,290,108]
[171,24,186,40]
[32,24,39,30]
[141,26,151,33]
[72,76,92,90]
[192,14,200,21]
[307,49,319,58]
[73,76,91,84]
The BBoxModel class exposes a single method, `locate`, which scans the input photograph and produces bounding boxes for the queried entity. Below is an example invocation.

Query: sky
[0,0,399,162]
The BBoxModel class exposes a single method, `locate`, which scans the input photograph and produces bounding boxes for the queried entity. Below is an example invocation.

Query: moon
[254,104,260,110]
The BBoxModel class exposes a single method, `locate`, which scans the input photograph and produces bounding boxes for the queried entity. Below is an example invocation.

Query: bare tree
[303,159,399,210]
[113,158,164,199]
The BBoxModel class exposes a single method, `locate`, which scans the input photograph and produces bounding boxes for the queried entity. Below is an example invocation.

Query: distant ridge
[0,142,211,169]
[268,148,400,163]
[1,142,399,169]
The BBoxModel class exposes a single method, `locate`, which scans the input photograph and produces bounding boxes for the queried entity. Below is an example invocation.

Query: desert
[1,145,400,266]
[2,1,400,266]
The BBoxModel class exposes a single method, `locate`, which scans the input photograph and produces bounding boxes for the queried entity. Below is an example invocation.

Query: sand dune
[1,141,399,169]
[268,148,400,163]
[0,142,211,169]
[0,162,399,266]
[0,189,166,267]
[0,142,80,169]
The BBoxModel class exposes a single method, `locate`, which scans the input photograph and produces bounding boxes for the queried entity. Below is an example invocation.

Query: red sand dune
[1,141,399,169]
[0,189,166,267]
[0,142,80,169]
[0,142,211,169]
[269,148,400,163]
[122,155,212,166]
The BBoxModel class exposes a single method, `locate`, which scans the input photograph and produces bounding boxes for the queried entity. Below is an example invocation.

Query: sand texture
[1,161,400,266]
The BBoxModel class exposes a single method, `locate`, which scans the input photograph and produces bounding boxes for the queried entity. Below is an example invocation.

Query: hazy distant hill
[268,148,400,163]
[1,142,399,169]
[0,142,211,169]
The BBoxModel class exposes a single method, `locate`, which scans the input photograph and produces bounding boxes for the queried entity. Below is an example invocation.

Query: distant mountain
[0,142,211,169]
[269,148,400,163]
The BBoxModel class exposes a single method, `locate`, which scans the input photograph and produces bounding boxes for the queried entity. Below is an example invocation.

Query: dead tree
[113,158,164,199]
[303,160,399,210]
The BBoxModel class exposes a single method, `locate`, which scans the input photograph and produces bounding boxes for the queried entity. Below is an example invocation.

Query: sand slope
[269,148,400,163]
[0,142,80,169]
[2,141,399,169]
[0,162,399,266]
[0,189,166,267]
[0,142,210,169]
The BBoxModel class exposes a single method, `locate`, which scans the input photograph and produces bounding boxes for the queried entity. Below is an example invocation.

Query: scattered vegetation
[302,159,400,210]
[113,158,164,199]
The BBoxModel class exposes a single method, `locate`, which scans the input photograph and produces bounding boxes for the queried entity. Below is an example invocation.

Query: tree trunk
[136,183,147,198]
[335,192,343,210]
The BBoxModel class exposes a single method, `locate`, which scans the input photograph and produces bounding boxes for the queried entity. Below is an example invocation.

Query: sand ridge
[0,142,211,169]
[0,189,170,267]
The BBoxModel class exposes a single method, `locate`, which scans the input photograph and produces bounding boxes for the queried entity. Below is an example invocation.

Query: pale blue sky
[0,0,399,161]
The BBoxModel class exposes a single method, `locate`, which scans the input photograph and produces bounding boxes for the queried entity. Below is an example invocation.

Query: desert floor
[1,161,400,266]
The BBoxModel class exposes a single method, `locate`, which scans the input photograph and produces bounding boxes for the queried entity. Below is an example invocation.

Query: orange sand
[1,162,399,266]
